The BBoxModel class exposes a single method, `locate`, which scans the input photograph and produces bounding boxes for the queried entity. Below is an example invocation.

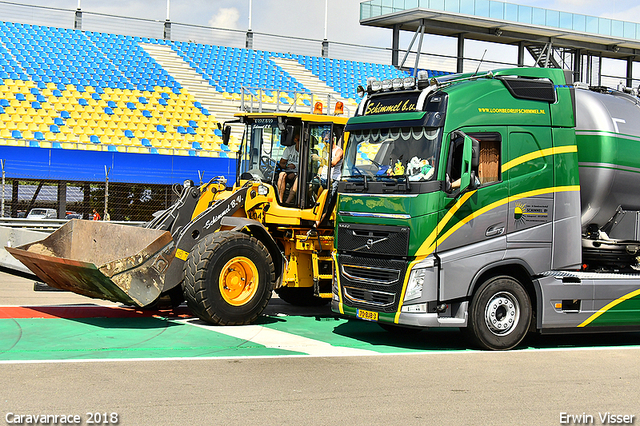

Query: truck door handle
[485,225,505,237]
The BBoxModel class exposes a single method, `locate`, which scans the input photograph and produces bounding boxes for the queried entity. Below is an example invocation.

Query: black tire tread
[183,231,275,325]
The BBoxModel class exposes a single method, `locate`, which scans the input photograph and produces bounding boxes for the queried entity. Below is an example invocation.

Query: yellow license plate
[357,309,378,321]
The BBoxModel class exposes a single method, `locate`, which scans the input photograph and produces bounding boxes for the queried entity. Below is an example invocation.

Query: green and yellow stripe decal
[502,145,577,172]
[578,288,640,327]
[415,185,580,258]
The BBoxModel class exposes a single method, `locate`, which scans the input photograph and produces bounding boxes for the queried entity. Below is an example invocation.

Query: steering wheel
[259,155,276,181]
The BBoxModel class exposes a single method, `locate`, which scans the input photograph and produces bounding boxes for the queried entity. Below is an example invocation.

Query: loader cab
[237,113,347,212]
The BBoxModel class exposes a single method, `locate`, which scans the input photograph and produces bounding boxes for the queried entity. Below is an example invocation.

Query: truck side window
[446,135,465,189]
[468,132,502,185]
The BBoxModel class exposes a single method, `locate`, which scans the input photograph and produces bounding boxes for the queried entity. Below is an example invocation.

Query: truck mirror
[221,125,231,145]
[459,135,476,192]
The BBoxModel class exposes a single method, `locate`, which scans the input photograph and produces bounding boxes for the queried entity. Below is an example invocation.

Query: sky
[8,0,640,47]
[5,0,640,78]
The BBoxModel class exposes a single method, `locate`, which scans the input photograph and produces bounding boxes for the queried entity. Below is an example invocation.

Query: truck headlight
[404,268,426,302]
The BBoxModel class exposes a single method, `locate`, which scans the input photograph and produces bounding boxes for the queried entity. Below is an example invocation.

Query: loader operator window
[342,127,440,183]
[243,120,289,184]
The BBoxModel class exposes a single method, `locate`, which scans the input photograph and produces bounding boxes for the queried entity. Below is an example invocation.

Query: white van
[26,208,58,219]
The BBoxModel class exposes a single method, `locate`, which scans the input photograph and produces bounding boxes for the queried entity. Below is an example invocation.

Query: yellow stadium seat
[39,141,52,149]
[78,134,90,143]
[0,129,12,138]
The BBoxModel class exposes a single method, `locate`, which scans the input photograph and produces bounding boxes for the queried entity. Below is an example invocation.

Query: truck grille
[337,223,409,257]
[338,254,407,313]
[343,287,395,307]
[342,264,400,285]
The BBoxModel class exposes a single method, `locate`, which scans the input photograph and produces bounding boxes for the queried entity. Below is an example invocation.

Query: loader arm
[161,185,251,290]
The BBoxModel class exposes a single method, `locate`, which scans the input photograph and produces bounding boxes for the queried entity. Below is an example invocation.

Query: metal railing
[240,87,351,116]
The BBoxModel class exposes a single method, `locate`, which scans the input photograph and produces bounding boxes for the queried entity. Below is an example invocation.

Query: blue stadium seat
[156,124,166,133]
[11,130,22,139]
[15,93,25,101]
[142,110,152,118]
[107,145,118,152]
[124,129,134,138]
[54,117,64,125]
[52,142,62,149]
[104,107,114,115]
[126,102,136,110]
[176,126,186,134]
[50,125,60,133]
[29,140,39,147]
[0,99,9,107]
[60,111,70,119]
[90,135,100,144]
[141,138,151,147]
[192,142,202,150]
[34,131,44,140]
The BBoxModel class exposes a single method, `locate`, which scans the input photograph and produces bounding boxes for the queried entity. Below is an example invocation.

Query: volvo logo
[355,237,388,251]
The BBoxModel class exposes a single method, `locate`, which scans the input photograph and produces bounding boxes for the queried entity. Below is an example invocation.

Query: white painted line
[178,318,377,356]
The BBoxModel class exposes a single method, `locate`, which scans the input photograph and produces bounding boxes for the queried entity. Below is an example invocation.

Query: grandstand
[0,17,448,217]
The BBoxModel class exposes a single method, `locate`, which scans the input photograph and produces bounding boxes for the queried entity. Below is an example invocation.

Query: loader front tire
[183,231,275,325]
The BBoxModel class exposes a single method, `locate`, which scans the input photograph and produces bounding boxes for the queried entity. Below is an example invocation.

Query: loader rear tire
[183,231,275,325]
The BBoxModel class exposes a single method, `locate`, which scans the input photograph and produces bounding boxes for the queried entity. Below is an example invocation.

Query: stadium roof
[360,0,640,60]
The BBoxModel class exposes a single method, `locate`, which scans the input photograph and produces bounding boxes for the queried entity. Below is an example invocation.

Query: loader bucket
[6,220,174,307]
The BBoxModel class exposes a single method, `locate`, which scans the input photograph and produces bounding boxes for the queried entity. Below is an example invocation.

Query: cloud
[209,7,240,30]
[600,5,640,22]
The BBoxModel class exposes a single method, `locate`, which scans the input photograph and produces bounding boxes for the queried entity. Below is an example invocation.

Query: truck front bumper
[332,300,469,328]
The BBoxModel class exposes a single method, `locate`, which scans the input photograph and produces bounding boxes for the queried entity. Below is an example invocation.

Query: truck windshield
[342,127,441,182]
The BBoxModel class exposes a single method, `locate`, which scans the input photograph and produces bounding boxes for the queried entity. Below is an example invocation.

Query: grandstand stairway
[271,57,357,116]
[141,43,242,138]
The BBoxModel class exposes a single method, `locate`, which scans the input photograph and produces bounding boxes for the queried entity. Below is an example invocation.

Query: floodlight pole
[246,0,254,49]
[322,0,329,58]
[164,0,172,40]
[74,0,82,30]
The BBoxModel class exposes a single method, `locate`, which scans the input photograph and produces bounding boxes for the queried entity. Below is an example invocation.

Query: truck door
[437,129,509,302]
[505,126,554,272]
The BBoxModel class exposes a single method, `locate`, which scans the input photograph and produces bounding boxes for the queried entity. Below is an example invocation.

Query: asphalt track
[1,272,640,425]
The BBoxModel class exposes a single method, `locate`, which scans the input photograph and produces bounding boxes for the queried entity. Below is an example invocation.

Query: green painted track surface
[2,306,640,362]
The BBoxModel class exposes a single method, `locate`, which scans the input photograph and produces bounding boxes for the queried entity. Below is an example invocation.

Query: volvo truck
[332,67,640,350]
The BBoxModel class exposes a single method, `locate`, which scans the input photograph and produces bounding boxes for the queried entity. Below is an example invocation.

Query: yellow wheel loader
[8,110,348,325]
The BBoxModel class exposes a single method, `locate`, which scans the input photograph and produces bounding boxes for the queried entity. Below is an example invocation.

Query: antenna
[474,49,487,76]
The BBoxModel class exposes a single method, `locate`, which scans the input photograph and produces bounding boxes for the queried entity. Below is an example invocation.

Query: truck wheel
[183,231,275,325]
[275,286,330,306]
[466,276,532,350]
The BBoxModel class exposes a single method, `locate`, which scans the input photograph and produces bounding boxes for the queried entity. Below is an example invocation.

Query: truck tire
[275,286,330,306]
[466,275,532,350]
[183,231,275,325]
